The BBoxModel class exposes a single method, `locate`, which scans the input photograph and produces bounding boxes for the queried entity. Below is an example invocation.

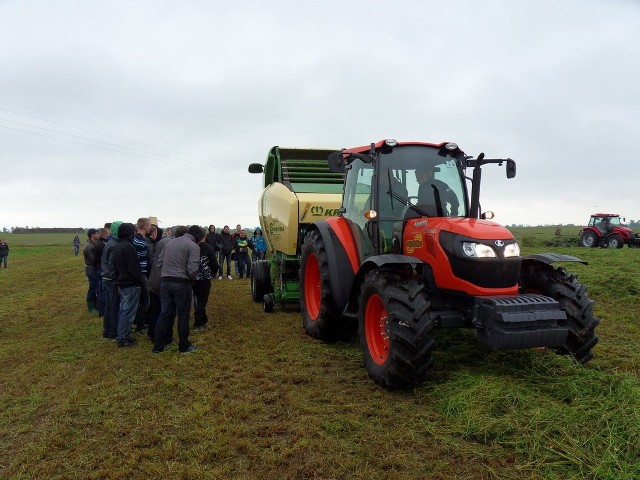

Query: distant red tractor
[580,214,640,248]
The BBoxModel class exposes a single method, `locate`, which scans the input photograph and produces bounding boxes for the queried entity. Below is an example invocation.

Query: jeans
[85,267,101,302]
[116,286,141,343]
[218,252,232,276]
[74,245,79,256]
[192,280,211,327]
[252,250,265,262]
[0,255,7,268]
[102,279,119,338]
[236,252,251,278]
[154,281,193,352]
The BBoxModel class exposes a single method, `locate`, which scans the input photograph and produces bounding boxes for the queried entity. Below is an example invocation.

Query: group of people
[81,221,267,353]
[204,224,267,280]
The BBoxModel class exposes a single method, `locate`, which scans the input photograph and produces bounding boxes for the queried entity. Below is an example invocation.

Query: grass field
[0,230,639,479]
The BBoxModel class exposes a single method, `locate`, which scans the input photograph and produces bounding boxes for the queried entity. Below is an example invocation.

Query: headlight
[503,242,520,258]
[462,242,497,258]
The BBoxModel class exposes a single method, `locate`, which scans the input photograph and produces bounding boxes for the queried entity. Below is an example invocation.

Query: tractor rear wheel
[357,269,435,389]
[251,260,272,302]
[299,230,352,342]
[521,264,599,364]
[581,231,598,248]
[607,235,624,249]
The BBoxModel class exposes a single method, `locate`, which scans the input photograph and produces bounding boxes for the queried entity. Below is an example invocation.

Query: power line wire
[0,106,220,161]
[0,115,215,166]
[0,124,244,175]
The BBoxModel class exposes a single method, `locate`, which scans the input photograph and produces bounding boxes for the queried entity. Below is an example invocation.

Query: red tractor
[580,213,640,248]
[299,139,599,389]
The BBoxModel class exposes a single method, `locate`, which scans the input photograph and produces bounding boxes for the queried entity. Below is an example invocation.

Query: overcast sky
[1,0,639,231]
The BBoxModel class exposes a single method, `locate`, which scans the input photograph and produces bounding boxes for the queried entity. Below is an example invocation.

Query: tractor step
[475,294,568,350]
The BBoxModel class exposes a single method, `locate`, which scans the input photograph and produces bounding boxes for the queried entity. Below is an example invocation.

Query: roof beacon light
[445,143,458,150]
[384,139,398,147]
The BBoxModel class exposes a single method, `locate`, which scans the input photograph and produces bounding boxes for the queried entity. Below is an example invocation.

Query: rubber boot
[87,299,99,314]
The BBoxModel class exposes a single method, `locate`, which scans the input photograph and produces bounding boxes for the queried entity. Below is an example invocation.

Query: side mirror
[506,159,516,179]
[328,151,346,173]
[248,163,264,174]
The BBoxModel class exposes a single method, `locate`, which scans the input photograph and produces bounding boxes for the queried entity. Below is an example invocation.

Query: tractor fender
[308,220,357,313]
[344,254,423,316]
[521,253,588,268]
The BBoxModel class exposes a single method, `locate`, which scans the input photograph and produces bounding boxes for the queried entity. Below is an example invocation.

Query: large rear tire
[358,269,436,389]
[581,231,599,248]
[521,264,599,364]
[251,260,272,302]
[299,230,352,341]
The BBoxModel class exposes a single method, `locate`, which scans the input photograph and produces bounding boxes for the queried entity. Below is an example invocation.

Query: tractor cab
[330,139,515,258]
[336,141,469,255]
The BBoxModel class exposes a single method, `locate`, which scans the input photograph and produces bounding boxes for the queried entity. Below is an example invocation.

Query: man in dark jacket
[0,238,9,268]
[83,228,100,314]
[193,235,218,329]
[100,221,123,340]
[95,227,109,317]
[145,225,165,341]
[133,217,152,333]
[152,225,203,354]
[205,225,220,278]
[217,225,234,280]
[113,223,145,348]
[234,230,251,278]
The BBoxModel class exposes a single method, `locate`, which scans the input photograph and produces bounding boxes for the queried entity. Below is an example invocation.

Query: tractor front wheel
[521,264,599,364]
[358,269,435,389]
[581,231,599,248]
[607,235,624,249]
[299,230,353,341]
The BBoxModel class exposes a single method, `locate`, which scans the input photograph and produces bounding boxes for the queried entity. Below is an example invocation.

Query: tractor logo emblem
[495,240,504,247]
[309,206,341,217]
[405,234,423,254]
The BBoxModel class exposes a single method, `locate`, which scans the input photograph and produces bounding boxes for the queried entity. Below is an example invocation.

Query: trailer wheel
[521,264,599,364]
[358,269,435,389]
[607,235,624,249]
[300,230,351,341]
[251,260,272,302]
[580,231,598,248]
[263,293,274,313]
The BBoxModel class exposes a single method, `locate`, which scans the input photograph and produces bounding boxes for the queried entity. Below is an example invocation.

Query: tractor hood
[403,217,521,295]
[408,217,516,241]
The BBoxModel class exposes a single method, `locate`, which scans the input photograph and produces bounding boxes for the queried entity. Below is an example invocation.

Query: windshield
[377,145,468,218]
[342,145,468,255]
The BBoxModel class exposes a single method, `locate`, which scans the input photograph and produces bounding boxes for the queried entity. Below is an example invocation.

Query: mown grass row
[0,237,639,479]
